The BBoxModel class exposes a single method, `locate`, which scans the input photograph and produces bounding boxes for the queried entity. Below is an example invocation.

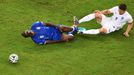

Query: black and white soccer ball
[9,54,19,64]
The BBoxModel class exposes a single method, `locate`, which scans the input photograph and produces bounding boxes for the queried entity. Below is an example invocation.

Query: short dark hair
[21,31,29,38]
[119,3,127,11]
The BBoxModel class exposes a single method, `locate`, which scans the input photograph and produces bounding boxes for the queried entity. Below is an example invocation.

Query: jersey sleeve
[109,6,118,13]
[127,15,133,23]
[31,21,44,31]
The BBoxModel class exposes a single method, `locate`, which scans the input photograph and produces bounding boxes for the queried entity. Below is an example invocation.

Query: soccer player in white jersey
[77,3,133,37]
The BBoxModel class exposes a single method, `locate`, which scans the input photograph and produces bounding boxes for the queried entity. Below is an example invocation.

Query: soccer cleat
[73,16,79,25]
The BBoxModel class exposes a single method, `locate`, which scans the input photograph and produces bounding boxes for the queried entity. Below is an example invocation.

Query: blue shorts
[52,27,62,41]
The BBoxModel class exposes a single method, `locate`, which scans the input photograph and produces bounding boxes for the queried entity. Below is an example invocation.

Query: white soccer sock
[70,26,77,32]
[82,29,100,34]
[67,26,77,36]
[79,13,95,23]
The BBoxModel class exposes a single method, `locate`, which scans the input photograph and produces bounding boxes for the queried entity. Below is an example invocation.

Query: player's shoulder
[111,6,119,10]
[109,6,119,12]
[125,11,133,18]
[32,21,44,27]
[31,21,45,30]
[113,6,118,8]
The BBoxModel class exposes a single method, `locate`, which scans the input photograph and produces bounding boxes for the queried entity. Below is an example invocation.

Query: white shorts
[100,15,117,34]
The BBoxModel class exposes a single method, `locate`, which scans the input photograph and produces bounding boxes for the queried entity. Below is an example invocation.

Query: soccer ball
[9,54,19,64]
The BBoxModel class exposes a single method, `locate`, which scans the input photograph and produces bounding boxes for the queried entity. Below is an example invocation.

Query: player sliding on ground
[21,20,78,45]
[76,3,133,37]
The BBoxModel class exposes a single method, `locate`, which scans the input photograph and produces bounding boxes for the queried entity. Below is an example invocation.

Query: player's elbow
[128,22,133,26]
[102,9,111,14]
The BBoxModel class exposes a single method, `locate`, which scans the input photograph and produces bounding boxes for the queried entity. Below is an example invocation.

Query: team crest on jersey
[121,17,124,20]
[115,17,118,20]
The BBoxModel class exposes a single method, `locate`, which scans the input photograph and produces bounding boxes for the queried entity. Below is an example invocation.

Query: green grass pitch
[0,0,134,75]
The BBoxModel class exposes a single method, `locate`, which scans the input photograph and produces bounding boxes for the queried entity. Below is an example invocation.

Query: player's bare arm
[94,9,112,15]
[124,22,133,37]
[101,9,112,15]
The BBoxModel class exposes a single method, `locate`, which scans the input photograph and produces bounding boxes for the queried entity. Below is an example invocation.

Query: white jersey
[109,6,133,30]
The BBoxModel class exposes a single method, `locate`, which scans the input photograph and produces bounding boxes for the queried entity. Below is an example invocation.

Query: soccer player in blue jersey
[21,21,78,45]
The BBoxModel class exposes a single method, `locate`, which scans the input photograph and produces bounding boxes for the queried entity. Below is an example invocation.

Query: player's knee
[95,12,102,19]
[62,34,74,42]
[67,35,74,41]
[94,10,101,13]
[60,26,72,32]
[99,28,107,34]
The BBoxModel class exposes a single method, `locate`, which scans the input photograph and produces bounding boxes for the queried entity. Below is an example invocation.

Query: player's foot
[73,16,79,25]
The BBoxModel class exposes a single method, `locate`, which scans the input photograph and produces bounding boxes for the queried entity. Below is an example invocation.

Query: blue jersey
[31,21,62,45]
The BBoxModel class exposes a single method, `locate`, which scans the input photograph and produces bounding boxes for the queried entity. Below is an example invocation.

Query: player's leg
[59,25,77,32]
[78,11,104,24]
[99,27,108,34]
[78,12,111,34]
[79,13,95,23]
[59,17,79,35]
[78,27,107,34]
[78,12,101,23]
[79,23,117,35]
[59,25,73,32]
[58,25,78,37]
[61,34,74,42]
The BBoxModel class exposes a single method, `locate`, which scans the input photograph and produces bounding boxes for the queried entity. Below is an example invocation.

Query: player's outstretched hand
[123,32,129,37]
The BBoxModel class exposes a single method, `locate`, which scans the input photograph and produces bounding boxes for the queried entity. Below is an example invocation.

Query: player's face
[119,9,125,15]
[24,30,35,37]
